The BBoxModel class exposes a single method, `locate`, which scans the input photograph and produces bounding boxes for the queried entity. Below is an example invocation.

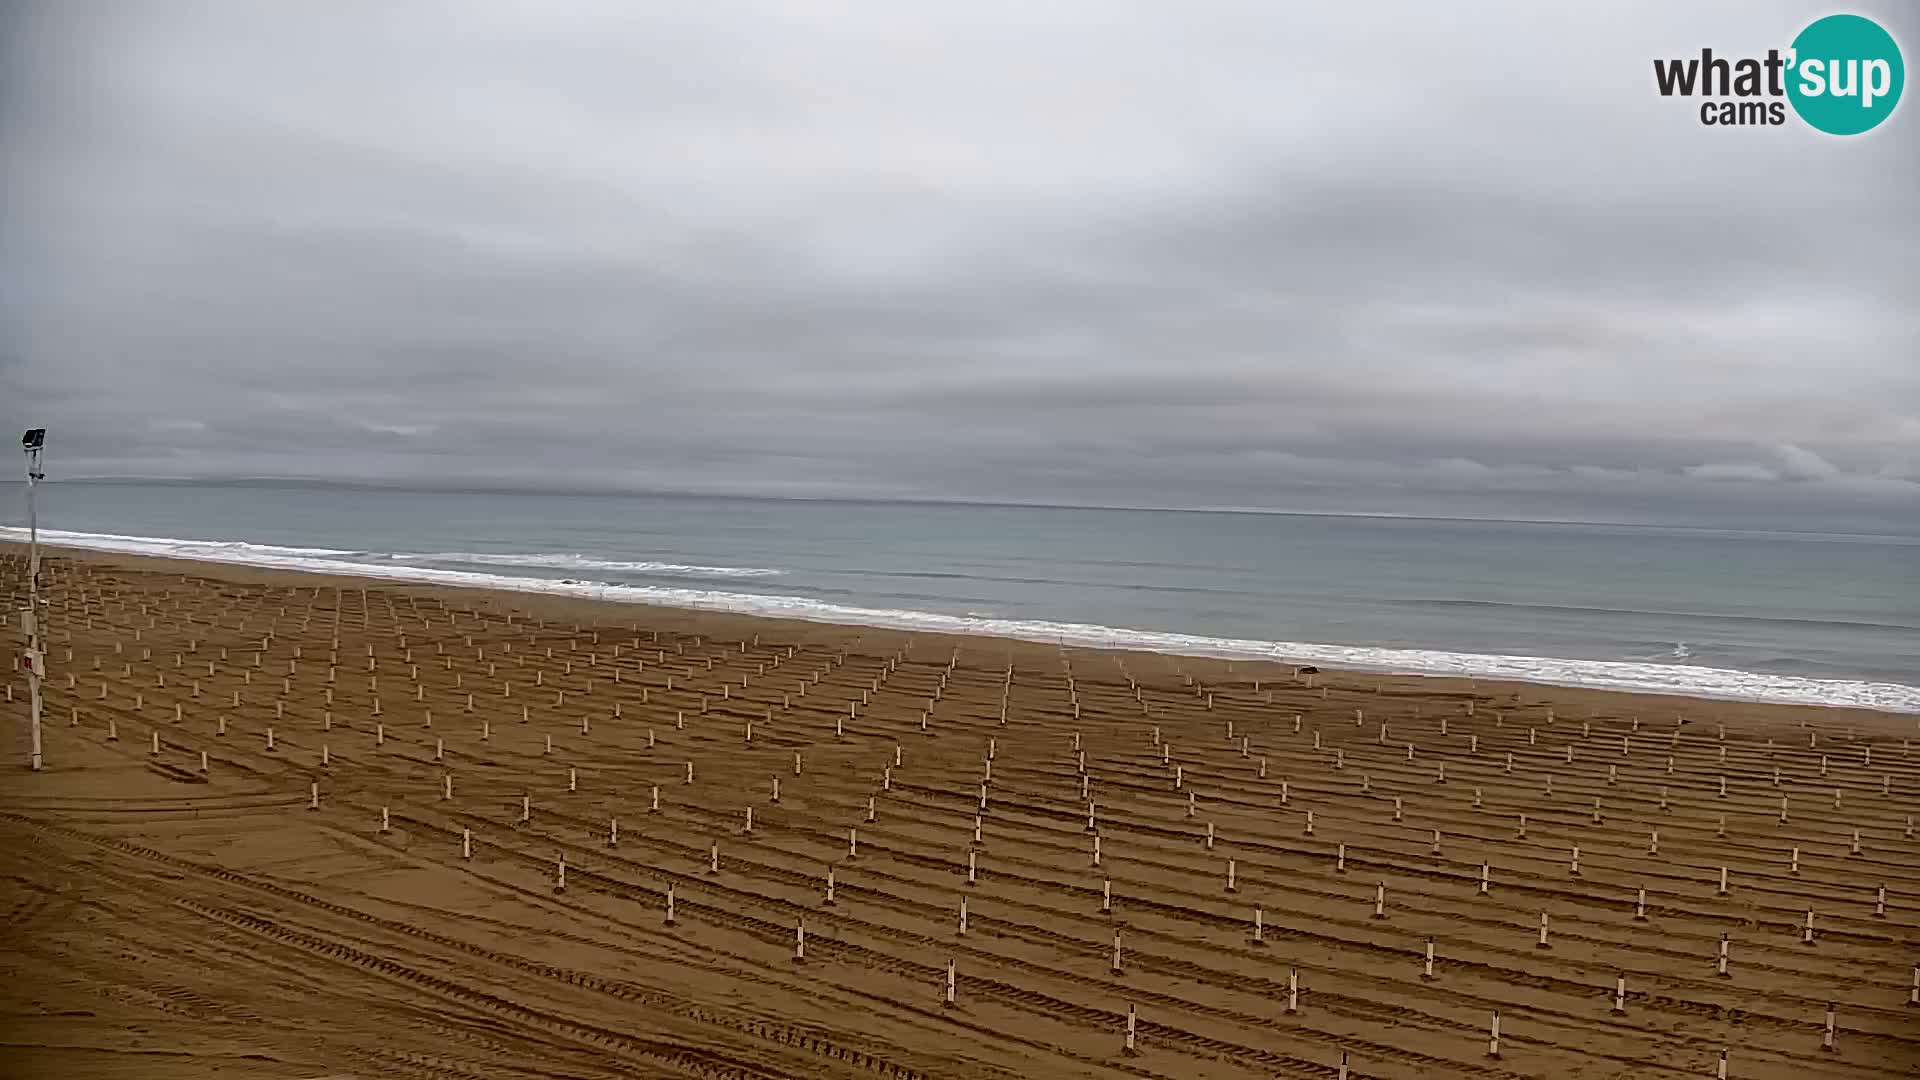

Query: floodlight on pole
[20,428,46,772]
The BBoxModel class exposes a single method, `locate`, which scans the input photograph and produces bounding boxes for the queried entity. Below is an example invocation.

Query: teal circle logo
[1787,14,1904,135]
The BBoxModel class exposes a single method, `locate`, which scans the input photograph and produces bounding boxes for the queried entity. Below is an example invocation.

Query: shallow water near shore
[5,480,1916,710]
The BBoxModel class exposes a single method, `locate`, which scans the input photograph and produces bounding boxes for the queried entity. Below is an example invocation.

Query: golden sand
[1,545,1914,1078]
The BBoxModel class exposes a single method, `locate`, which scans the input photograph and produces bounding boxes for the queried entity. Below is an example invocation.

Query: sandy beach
[2,543,1915,1079]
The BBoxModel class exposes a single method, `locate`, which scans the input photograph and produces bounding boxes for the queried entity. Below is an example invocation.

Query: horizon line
[6,472,1915,539]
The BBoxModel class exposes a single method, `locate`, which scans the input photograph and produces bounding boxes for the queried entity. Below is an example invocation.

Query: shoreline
[12,540,1913,725]
[11,531,1915,1078]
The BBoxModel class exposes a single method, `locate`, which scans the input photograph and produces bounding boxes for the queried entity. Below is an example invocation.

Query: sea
[3,480,1915,712]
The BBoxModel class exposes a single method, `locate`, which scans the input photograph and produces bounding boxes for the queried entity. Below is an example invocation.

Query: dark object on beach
[1297,665,1320,675]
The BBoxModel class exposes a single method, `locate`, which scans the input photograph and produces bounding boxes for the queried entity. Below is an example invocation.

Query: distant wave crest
[1,528,779,581]
[7,525,1916,713]
[379,551,783,578]
[11,528,364,560]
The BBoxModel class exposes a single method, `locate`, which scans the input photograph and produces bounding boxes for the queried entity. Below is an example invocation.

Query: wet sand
[2,544,1915,1078]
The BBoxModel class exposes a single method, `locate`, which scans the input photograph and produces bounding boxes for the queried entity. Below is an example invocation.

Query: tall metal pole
[25,465,37,591]
[23,607,42,772]
[21,429,45,772]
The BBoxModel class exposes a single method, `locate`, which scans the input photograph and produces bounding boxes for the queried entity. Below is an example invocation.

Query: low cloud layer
[2,2,1916,524]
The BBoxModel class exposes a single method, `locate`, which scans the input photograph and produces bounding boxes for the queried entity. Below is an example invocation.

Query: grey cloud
[2,1,1917,528]
[1775,443,1842,481]
[1686,462,1783,483]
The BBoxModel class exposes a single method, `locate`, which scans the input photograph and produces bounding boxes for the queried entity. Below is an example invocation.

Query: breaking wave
[377,550,782,578]
[8,525,1916,712]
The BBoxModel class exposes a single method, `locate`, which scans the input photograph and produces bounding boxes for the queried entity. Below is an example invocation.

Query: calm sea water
[4,480,1915,709]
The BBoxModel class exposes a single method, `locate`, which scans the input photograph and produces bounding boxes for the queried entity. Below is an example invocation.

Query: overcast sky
[2,2,1916,523]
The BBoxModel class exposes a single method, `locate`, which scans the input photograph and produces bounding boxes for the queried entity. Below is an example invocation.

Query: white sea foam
[9,525,1916,713]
